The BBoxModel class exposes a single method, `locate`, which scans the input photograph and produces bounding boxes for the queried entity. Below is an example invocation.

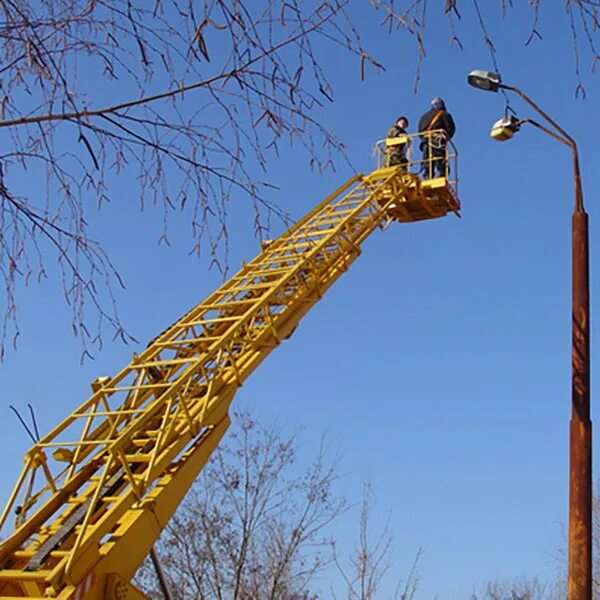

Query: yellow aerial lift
[0,132,459,599]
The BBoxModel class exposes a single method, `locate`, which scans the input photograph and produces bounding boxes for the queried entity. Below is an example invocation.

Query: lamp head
[468,70,502,92]
[490,115,521,141]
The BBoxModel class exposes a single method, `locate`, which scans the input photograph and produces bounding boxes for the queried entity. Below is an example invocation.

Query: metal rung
[332,199,366,208]
[305,214,353,225]
[287,228,338,241]
[99,382,172,393]
[260,255,302,265]
[179,315,242,327]
[314,207,358,217]
[333,191,365,200]
[250,266,296,278]
[73,408,146,418]
[303,215,356,229]
[13,550,69,559]
[272,243,333,254]
[0,570,52,581]
[11,551,34,558]
[67,497,88,505]
[227,281,276,293]
[273,241,341,252]
[261,254,307,264]
[196,299,258,310]
[134,357,199,368]
[321,206,363,216]
[227,273,281,286]
[101,496,122,503]
[131,439,153,447]
[122,454,152,463]
[311,216,357,227]
[154,336,224,348]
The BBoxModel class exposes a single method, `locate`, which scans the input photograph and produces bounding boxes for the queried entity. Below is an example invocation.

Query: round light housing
[490,116,521,141]
[467,70,502,92]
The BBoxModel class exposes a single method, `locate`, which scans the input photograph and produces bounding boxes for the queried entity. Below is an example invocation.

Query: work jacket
[385,125,411,163]
[387,124,407,139]
[417,108,456,139]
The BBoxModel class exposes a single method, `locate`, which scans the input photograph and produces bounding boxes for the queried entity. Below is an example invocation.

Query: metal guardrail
[374,129,458,195]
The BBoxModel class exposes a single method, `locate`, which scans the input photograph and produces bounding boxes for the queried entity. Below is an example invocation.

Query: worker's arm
[444,113,456,138]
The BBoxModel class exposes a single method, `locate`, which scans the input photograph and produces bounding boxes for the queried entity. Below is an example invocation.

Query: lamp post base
[568,418,592,600]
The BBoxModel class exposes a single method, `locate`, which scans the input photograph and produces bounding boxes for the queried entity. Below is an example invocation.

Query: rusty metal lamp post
[468,70,592,600]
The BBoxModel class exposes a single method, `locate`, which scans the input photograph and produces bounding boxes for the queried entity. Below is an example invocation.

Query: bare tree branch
[332,481,420,600]
[135,410,345,600]
[0,0,389,359]
[3,0,599,360]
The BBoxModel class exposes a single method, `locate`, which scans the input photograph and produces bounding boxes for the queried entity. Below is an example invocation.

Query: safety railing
[374,129,458,192]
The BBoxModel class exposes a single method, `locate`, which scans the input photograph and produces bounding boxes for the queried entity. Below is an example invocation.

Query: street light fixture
[488,116,574,147]
[467,70,502,92]
[468,70,592,600]
[489,116,521,141]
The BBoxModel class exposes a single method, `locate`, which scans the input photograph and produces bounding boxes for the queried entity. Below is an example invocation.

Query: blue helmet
[431,96,445,109]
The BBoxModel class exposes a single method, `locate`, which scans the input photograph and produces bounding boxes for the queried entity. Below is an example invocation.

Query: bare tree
[332,482,420,600]
[469,576,558,600]
[134,410,346,600]
[0,0,388,358]
[469,481,600,599]
[3,1,597,359]
[369,1,600,95]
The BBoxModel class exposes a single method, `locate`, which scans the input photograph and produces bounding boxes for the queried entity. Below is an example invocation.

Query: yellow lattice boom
[0,143,459,599]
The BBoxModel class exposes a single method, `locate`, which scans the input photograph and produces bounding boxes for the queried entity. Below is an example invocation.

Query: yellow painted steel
[378,129,460,189]
[0,161,459,599]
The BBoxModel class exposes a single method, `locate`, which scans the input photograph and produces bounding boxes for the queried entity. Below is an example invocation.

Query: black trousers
[421,143,447,178]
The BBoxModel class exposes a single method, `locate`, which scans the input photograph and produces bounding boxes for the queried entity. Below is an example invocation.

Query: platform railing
[374,129,458,194]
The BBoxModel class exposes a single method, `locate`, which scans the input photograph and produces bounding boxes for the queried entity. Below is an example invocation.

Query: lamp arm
[502,84,576,149]
[519,118,572,148]
[505,87,584,212]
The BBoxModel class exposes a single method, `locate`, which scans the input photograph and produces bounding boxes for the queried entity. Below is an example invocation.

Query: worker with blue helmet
[417,97,456,178]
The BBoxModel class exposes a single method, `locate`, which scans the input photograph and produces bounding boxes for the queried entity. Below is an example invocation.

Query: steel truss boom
[0,163,459,599]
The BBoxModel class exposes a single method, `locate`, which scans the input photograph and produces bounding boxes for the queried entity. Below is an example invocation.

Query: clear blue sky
[1,3,599,597]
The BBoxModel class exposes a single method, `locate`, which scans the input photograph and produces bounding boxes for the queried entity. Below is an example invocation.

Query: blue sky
[1,2,599,597]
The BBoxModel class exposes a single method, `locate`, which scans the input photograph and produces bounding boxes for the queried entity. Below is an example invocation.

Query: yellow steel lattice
[0,165,459,599]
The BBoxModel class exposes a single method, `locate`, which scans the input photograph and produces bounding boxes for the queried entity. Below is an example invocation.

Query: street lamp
[489,116,521,141]
[468,70,592,600]
[467,70,502,92]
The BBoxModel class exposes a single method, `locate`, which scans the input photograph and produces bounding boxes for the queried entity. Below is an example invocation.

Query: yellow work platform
[367,167,460,223]
[372,130,460,223]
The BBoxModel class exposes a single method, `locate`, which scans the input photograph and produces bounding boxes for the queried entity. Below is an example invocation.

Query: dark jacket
[418,108,455,139]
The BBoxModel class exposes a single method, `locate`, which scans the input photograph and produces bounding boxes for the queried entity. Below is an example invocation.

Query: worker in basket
[418,97,455,179]
[385,116,411,169]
